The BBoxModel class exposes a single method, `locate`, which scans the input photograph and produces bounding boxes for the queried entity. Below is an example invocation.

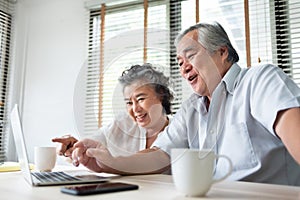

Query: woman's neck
[145,116,169,148]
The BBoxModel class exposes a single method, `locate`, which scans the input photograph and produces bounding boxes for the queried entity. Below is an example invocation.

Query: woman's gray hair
[174,21,239,63]
[118,63,174,115]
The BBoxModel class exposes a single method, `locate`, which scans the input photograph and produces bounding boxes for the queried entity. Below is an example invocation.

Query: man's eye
[187,53,195,60]
[126,101,133,106]
[177,59,183,67]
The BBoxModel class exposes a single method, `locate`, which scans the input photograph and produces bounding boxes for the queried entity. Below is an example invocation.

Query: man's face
[176,30,222,97]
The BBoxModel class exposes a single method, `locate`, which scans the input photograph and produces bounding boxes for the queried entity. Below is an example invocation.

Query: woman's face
[123,82,165,129]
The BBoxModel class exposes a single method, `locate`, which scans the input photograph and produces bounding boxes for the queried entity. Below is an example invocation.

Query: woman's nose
[132,101,141,112]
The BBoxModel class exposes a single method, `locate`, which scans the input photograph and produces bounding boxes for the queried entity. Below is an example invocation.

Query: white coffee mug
[34,146,57,172]
[171,148,232,197]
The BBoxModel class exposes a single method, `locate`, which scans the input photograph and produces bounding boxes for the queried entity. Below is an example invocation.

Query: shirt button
[210,129,214,134]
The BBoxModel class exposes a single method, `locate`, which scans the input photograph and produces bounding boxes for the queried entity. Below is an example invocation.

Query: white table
[1,168,300,200]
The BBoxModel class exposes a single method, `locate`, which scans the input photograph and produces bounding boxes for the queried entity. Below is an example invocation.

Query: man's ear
[219,46,228,62]
[219,46,227,56]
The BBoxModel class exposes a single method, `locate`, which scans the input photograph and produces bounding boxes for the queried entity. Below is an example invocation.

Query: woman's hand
[52,135,78,157]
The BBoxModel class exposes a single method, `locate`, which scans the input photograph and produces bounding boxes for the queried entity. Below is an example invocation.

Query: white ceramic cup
[171,148,233,197]
[34,146,57,172]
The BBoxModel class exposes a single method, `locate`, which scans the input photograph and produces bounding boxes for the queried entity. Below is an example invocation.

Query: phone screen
[61,182,139,195]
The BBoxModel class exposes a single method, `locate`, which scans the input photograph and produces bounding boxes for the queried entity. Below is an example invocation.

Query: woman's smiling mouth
[135,113,147,122]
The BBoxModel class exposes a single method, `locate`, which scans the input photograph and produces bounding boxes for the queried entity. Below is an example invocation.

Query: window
[84,0,171,135]
[0,1,14,164]
[286,0,300,85]
[84,0,300,135]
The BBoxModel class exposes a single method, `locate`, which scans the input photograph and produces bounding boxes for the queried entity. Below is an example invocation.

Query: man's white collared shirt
[153,63,300,185]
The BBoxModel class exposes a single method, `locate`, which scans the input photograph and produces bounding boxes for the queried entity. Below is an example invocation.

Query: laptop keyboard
[32,171,80,183]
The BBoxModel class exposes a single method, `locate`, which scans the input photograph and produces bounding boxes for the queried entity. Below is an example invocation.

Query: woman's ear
[158,90,164,103]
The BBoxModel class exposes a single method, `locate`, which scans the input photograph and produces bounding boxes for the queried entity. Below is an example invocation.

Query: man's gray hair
[175,21,239,63]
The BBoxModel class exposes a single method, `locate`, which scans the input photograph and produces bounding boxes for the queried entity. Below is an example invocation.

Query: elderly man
[71,22,300,186]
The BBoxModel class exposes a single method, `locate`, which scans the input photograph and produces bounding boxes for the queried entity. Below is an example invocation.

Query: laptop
[10,104,111,186]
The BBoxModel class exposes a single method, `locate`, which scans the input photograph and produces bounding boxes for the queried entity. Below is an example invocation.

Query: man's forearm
[101,148,171,175]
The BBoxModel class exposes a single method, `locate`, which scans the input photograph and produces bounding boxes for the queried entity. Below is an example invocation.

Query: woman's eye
[137,98,145,102]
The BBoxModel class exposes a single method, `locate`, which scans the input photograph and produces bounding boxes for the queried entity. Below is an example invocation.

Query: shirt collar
[222,63,241,95]
[189,93,206,113]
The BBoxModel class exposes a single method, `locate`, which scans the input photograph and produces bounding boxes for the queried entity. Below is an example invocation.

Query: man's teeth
[189,75,197,81]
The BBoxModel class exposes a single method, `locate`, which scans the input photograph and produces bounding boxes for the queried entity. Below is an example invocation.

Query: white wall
[11,0,88,163]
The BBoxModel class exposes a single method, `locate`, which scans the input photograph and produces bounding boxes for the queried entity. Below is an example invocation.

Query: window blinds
[249,0,300,85]
[287,0,300,85]
[0,0,14,164]
[169,0,185,112]
[84,0,300,136]
[249,0,273,66]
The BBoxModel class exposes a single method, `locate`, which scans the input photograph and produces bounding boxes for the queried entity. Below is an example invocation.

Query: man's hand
[71,138,111,172]
[72,139,170,175]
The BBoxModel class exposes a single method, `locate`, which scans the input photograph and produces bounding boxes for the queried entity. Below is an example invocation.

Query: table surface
[1,167,300,200]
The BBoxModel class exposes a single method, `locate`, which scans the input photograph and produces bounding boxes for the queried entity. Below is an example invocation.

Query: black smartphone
[61,182,139,196]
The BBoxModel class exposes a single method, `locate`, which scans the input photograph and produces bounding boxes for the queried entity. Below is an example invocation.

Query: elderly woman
[52,63,173,158]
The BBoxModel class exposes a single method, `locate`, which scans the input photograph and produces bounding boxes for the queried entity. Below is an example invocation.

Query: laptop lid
[10,104,35,185]
[10,104,111,186]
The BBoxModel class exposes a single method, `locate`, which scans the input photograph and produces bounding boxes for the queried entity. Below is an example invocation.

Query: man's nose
[180,60,192,74]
